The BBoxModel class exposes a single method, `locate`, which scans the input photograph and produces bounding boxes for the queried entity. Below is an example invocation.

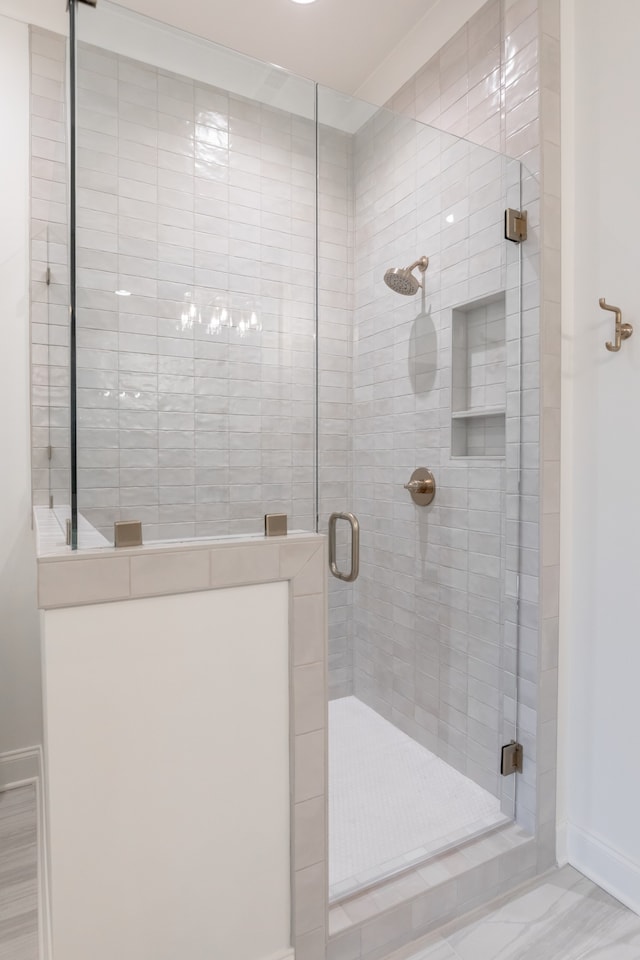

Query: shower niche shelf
[451,406,505,420]
[451,292,506,459]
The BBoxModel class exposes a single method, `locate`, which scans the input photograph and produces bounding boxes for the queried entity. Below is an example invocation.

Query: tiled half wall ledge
[36,524,329,960]
[34,510,326,609]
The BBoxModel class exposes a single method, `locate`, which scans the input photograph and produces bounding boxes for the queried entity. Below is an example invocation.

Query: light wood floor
[0,784,38,960]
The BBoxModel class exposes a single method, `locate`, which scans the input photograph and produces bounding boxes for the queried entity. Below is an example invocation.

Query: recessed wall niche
[451,292,506,458]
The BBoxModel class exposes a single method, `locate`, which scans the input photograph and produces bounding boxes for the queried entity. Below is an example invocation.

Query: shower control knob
[404,479,428,493]
[403,468,436,506]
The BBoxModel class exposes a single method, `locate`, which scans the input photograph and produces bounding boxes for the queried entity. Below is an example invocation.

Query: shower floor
[329,696,507,901]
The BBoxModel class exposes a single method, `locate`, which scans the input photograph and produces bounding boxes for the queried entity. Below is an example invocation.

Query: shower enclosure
[317,85,523,899]
[32,0,524,911]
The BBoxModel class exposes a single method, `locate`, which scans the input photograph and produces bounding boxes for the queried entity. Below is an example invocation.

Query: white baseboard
[262,951,294,960]
[0,746,52,960]
[567,822,640,916]
[0,745,40,789]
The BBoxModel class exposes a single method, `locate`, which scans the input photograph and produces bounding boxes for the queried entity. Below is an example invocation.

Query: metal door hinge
[45,267,52,286]
[47,444,53,460]
[505,208,528,243]
[501,740,523,776]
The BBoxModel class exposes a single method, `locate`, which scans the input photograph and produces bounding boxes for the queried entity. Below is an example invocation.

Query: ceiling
[3,0,485,106]
[114,0,440,96]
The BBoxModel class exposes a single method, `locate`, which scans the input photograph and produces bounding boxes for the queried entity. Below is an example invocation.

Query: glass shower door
[317,87,523,901]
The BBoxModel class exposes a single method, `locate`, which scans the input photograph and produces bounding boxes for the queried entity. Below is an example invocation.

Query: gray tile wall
[348,108,522,802]
[30,28,70,513]
[383,0,562,856]
[72,44,321,543]
[536,0,561,873]
[30,36,354,550]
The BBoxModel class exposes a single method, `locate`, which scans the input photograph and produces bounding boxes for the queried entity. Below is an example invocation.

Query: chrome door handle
[328,512,360,583]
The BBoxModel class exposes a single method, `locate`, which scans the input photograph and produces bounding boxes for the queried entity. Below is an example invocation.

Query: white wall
[560,0,640,915]
[354,0,489,106]
[42,582,292,960]
[0,12,43,761]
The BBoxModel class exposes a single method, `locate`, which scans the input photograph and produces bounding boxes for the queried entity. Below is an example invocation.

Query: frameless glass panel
[28,23,71,549]
[317,86,523,901]
[31,225,55,514]
[45,220,73,539]
[72,0,316,547]
[32,226,70,541]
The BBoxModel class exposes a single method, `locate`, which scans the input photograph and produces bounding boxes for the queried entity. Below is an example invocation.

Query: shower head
[384,256,429,296]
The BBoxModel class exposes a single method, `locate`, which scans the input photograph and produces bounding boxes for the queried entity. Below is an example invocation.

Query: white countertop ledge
[34,509,327,610]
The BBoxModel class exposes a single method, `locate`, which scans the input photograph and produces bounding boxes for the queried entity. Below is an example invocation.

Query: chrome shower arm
[408,256,429,273]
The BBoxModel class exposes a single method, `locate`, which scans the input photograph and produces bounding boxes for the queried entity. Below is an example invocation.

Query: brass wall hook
[600,298,633,352]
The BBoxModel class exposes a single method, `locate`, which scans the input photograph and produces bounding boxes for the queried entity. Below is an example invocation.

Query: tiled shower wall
[73,45,320,542]
[349,109,521,800]
[31,28,71,512]
[386,0,561,850]
[30,33,353,546]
